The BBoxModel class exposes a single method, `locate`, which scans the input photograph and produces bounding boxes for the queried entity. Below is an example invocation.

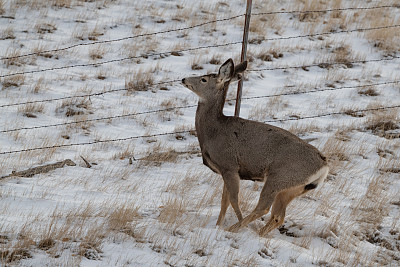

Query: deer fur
[182,59,329,236]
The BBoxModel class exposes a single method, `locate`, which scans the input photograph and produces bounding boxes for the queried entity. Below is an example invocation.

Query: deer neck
[195,86,228,136]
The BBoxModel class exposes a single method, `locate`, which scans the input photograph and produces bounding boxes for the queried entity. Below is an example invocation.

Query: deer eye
[201,78,207,83]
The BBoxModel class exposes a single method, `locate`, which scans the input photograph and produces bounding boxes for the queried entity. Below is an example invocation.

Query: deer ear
[217,59,234,83]
[231,61,247,82]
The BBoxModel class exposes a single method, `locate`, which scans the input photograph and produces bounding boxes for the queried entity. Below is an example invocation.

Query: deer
[181,59,329,236]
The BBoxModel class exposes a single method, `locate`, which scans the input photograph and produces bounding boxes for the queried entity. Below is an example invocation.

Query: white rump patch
[305,165,329,186]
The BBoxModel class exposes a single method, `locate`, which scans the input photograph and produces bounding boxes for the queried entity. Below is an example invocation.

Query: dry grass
[158,196,189,226]
[1,26,15,40]
[51,0,74,8]
[88,45,108,60]
[107,202,141,231]
[363,10,400,54]
[365,109,399,139]
[57,97,92,118]
[158,98,183,122]
[88,23,104,41]
[35,21,57,34]
[31,77,47,94]
[247,96,288,121]
[0,0,4,15]
[190,55,204,70]
[18,103,45,118]
[2,49,30,67]
[2,74,25,89]
[125,69,155,92]
[321,134,351,176]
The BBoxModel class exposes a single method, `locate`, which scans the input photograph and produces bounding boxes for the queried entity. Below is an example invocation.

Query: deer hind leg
[216,184,230,226]
[221,172,243,223]
[259,185,305,237]
[259,166,329,236]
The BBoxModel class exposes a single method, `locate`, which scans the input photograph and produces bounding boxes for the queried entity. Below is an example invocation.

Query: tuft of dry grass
[1,26,15,40]
[209,54,222,65]
[296,0,325,23]
[88,24,104,41]
[2,74,25,89]
[365,109,399,139]
[1,248,32,265]
[2,49,30,67]
[158,98,184,122]
[158,196,188,226]
[18,103,45,118]
[51,0,74,8]
[89,45,107,60]
[37,238,55,251]
[31,77,47,94]
[125,69,154,92]
[107,202,141,231]
[35,22,57,34]
[57,97,92,118]
[190,55,204,70]
[0,0,4,15]
[139,144,184,166]
[358,86,379,97]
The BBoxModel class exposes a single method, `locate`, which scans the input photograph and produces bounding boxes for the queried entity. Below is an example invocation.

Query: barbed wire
[1,48,399,109]
[1,5,397,61]
[260,24,400,42]
[2,23,400,79]
[250,55,400,72]
[252,5,399,16]
[263,104,400,123]
[0,42,242,79]
[0,48,398,111]
[241,80,400,100]
[0,104,197,133]
[0,130,192,155]
[2,80,399,133]
[1,52,399,109]
[0,79,182,108]
[0,15,244,61]
[1,104,399,155]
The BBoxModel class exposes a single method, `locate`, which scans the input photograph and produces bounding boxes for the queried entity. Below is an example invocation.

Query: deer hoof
[259,224,276,237]
[226,223,241,233]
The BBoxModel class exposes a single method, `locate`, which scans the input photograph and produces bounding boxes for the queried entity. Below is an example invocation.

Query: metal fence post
[234,0,252,117]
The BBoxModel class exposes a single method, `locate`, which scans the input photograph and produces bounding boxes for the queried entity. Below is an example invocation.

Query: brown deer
[182,59,329,236]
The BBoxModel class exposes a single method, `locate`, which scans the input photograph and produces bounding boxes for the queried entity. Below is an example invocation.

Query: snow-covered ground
[0,0,399,266]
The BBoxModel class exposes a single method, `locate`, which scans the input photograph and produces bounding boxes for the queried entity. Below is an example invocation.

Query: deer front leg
[216,184,230,226]
[221,172,243,223]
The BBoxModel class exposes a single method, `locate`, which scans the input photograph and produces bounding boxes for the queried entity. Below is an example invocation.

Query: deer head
[182,59,247,102]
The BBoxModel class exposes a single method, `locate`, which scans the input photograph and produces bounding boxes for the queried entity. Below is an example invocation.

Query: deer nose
[182,78,186,84]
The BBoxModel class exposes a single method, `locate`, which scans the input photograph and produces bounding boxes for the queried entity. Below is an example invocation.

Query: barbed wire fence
[1,51,399,109]
[1,104,399,155]
[1,4,397,62]
[2,80,400,134]
[1,4,399,156]
[2,25,400,79]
